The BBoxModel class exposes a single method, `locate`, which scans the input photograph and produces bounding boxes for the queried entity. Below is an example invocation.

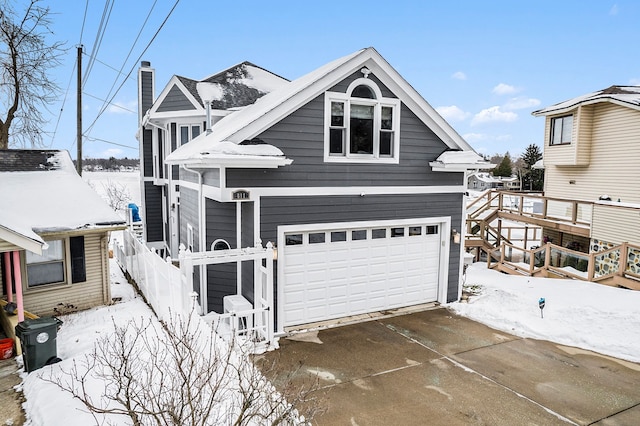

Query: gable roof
[532,85,640,116]
[152,62,290,116]
[0,150,126,254]
[167,47,474,165]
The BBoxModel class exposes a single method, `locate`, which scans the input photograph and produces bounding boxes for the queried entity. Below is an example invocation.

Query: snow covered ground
[451,263,640,364]
[19,261,640,424]
[16,175,639,423]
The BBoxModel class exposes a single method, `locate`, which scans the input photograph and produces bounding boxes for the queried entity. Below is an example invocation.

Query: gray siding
[203,169,220,187]
[205,199,237,313]
[260,193,463,318]
[140,68,154,117]
[144,182,163,242]
[226,96,461,188]
[179,187,199,251]
[241,202,255,302]
[157,84,197,112]
[142,129,153,177]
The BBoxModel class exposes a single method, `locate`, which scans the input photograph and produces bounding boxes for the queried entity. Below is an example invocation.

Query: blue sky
[31,0,640,159]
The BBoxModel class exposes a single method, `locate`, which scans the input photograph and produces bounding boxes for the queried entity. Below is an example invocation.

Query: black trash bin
[15,317,63,373]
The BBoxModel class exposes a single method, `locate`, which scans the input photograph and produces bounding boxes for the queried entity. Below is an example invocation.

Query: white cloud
[503,97,541,110]
[462,133,487,142]
[100,148,124,158]
[471,106,518,125]
[630,78,640,86]
[108,100,137,115]
[496,134,512,141]
[436,105,470,122]
[609,4,619,15]
[451,71,467,81]
[492,83,520,96]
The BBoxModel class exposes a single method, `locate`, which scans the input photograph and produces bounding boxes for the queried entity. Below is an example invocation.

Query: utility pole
[76,45,83,175]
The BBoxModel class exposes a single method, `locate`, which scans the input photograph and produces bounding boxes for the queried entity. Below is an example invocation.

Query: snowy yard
[15,175,639,423]
[18,259,640,424]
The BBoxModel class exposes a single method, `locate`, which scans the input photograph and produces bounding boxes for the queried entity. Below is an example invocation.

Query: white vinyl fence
[113,228,276,351]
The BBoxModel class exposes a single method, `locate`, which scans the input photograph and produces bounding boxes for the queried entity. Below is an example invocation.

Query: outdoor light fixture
[452,229,461,244]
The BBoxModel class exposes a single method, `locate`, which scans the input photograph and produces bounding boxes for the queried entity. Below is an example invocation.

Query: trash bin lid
[15,317,63,334]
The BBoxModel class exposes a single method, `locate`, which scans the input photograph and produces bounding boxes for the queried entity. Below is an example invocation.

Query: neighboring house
[467,172,519,191]
[0,150,126,319]
[532,85,640,251]
[138,47,489,332]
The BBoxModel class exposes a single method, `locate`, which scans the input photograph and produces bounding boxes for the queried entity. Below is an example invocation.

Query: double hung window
[325,78,400,163]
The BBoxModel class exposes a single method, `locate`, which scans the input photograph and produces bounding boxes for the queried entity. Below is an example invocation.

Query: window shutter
[70,236,86,283]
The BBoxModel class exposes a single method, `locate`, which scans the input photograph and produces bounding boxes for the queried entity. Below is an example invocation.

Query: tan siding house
[0,150,126,318]
[533,85,640,251]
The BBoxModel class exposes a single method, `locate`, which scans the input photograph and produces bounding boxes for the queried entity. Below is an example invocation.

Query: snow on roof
[176,62,290,111]
[168,47,477,166]
[429,151,494,172]
[165,139,292,167]
[532,85,640,116]
[0,150,125,251]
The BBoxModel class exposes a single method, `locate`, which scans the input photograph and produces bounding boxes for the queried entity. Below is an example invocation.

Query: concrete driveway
[257,308,640,425]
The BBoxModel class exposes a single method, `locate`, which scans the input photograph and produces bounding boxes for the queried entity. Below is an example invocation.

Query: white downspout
[182,164,206,314]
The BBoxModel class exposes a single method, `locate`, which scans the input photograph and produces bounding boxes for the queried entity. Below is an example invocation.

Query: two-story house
[138,47,490,332]
[532,85,640,254]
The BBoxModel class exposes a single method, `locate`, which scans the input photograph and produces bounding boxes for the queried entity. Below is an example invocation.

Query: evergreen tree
[492,153,512,177]
[520,144,544,191]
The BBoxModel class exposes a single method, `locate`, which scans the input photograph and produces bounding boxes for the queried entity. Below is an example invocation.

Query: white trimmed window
[324,78,400,163]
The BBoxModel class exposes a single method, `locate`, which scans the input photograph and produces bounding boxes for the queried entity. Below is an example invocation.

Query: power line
[84,136,138,150]
[50,55,78,147]
[83,0,114,90]
[83,91,136,114]
[79,0,89,44]
[90,0,159,124]
[84,0,181,136]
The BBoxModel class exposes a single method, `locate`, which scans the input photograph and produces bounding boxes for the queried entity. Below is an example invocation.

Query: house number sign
[232,190,250,201]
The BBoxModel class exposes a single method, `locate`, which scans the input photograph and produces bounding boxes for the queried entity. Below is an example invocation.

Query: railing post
[544,242,551,273]
[587,252,596,281]
[571,201,578,224]
[619,243,628,277]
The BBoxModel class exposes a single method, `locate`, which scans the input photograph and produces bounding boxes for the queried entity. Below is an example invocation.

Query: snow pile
[450,263,640,363]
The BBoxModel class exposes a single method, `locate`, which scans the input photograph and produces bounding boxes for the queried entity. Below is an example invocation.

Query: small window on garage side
[352,230,367,241]
[309,232,326,244]
[426,225,439,235]
[409,226,422,236]
[331,231,347,242]
[391,227,405,237]
[285,234,303,245]
[372,228,386,239]
[211,239,231,250]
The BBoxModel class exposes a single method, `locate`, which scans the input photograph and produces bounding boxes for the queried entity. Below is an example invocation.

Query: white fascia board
[148,76,204,116]
[220,184,466,201]
[532,98,640,117]
[0,227,43,255]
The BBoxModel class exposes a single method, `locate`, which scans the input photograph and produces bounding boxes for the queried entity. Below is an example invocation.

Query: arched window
[211,239,231,251]
[325,77,400,163]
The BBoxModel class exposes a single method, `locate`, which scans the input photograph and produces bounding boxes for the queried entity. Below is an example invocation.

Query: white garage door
[281,221,442,328]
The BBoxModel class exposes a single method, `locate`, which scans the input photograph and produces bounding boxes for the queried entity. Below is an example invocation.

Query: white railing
[113,230,192,320]
[113,229,276,351]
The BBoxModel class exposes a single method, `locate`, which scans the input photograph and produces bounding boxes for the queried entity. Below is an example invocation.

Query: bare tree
[42,313,323,425]
[0,0,64,149]
[102,179,133,213]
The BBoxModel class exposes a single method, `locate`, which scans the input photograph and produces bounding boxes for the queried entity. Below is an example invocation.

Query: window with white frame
[550,115,573,145]
[25,236,86,287]
[179,124,202,146]
[325,78,400,162]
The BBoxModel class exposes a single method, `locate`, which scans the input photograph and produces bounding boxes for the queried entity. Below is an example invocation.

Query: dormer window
[550,115,573,145]
[325,78,400,163]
